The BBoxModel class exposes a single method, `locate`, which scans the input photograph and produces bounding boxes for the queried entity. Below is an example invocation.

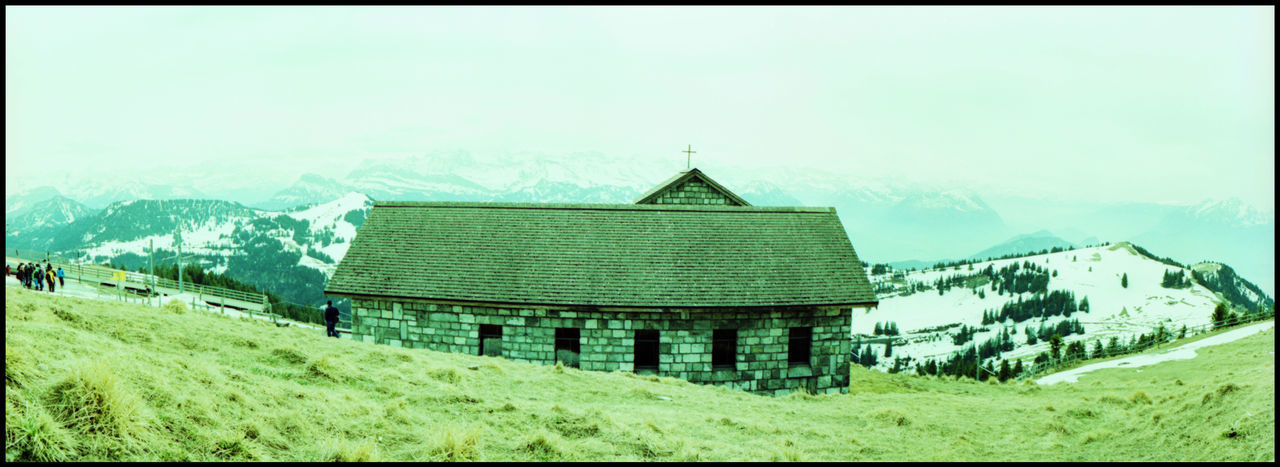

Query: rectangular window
[555,328,580,368]
[712,329,737,369]
[479,324,502,357]
[788,327,812,366]
[634,329,660,373]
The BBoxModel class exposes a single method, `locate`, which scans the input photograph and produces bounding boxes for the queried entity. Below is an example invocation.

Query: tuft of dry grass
[520,430,567,461]
[5,341,37,388]
[43,360,150,452]
[5,396,76,462]
[1129,390,1153,405]
[269,345,308,365]
[421,425,483,461]
[162,300,188,315]
[303,355,349,382]
[428,366,464,383]
[328,439,380,462]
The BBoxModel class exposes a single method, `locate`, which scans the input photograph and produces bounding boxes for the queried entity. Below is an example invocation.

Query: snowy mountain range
[5,152,1275,298]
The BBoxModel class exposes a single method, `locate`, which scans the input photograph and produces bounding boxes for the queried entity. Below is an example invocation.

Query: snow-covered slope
[274,192,374,276]
[42,194,372,281]
[859,242,1269,371]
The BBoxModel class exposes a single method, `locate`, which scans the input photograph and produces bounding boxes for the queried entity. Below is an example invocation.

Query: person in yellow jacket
[47,267,57,293]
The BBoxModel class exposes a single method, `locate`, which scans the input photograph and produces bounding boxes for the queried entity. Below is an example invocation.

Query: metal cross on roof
[683,144,696,169]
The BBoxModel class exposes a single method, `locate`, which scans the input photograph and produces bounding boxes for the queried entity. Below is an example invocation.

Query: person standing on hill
[325,300,341,338]
[33,265,43,291]
[16,263,25,287]
[46,267,56,293]
[57,267,65,287]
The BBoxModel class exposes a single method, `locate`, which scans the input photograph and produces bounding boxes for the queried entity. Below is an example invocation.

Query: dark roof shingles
[325,203,877,307]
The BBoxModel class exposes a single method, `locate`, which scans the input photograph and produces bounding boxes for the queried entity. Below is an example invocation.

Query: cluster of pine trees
[913,345,1025,382]
[983,290,1087,325]
[1160,269,1192,289]
[933,271,986,295]
[1023,318,1085,345]
[872,321,900,336]
[1211,302,1274,330]
[950,324,987,345]
[1131,243,1186,268]
[988,261,1051,296]
[975,326,1016,360]
[853,343,879,368]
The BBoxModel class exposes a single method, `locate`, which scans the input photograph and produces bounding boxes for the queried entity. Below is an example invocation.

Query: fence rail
[7,251,271,315]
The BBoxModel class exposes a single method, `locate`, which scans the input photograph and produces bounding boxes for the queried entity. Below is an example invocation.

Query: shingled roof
[325,202,877,309]
[633,168,751,206]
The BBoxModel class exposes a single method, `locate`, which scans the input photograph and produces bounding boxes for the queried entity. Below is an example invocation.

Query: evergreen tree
[874,322,883,335]
[1106,336,1121,356]
[884,339,893,358]
[999,359,1011,381]
[1049,334,1063,360]
[1178,324,1187,339]
[1211,302,1230,329]
[1121,273,1128,288]
[1026,326,1038,345]
[1091,340,1104,359]
[1080,296,1090,312]
[978,289,985,299]
[1013,359,1023,377]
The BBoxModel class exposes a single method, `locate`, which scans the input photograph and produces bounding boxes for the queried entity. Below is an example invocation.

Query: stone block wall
[349,298,852,395]
[649,178,741,206]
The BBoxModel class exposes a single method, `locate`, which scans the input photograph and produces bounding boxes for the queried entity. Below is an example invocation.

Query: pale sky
[5,6,1275,210]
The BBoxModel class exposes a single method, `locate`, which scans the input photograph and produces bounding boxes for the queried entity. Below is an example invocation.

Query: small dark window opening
[555,328,580,368]
[712,329,737,369]
[634,329,660,372]
[479,324,503,357]
[788,327,812,366]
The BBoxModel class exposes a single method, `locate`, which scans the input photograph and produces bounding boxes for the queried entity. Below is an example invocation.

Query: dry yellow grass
[4,286,1274,461]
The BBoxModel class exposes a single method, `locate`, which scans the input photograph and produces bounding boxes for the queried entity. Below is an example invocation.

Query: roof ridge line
[372,201,834,213]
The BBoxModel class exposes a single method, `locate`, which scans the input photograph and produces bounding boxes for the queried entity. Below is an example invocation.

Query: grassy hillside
[5,286,1274,461]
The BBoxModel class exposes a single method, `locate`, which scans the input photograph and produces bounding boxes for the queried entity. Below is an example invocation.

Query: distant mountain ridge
[967,230,1078,261]
[6,152,1274,296]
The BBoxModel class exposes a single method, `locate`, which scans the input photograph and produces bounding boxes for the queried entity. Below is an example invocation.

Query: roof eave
[325,289,877,310]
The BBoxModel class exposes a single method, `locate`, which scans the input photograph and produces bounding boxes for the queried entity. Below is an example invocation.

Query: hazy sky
[6,6,1275,209]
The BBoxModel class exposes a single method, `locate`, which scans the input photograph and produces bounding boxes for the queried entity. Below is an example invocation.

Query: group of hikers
[8,261,64,293]
[9,259,345,339]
